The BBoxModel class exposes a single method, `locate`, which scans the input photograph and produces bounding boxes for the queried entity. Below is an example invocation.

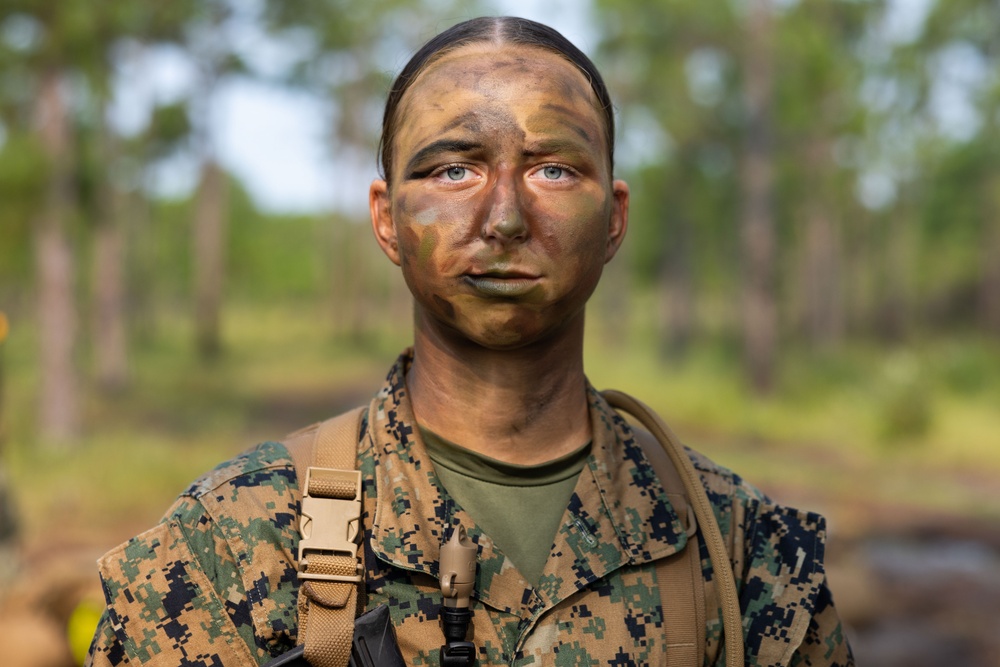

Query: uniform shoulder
[684,445,771,508]
[181,438,300,501]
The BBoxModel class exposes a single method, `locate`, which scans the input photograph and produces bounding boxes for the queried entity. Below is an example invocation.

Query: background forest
[0,1,998,666]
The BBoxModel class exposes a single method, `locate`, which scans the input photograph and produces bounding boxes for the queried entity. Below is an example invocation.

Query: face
[370,43,629,350]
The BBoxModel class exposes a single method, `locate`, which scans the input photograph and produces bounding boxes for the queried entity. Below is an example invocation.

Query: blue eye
[446,166,467,180]
[542,166,563,179]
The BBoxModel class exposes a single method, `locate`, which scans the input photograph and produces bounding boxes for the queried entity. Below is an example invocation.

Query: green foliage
[935,340,996,395]
[875,350,934,443]
[143,102,192,161]
[0,131,45,289]
[226,179,329,300]
[0,130,46,205]
[0,1,998,441]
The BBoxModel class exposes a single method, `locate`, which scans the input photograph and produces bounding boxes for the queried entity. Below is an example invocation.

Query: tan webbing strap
[604,390,743,667]
[632,428,706,667]
[287,407,366,667]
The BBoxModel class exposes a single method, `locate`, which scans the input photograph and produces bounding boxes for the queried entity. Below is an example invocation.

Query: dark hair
[378,16,615,185]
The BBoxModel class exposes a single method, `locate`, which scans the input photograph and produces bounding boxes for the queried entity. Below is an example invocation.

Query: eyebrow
[404,138,484,177]
[539,104,596,143]
[522,138,591,160]
[442,112,480,133]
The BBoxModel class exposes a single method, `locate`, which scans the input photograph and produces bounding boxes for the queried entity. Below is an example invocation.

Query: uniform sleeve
[84,515,259,667]
[84,443,303,667]
[787,578,855,667]
[740,503,853,667]
[85,607,129,666]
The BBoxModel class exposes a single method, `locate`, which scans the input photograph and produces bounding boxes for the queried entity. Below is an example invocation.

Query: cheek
[398,226,444,297]
[433,294,456,320]
[398,226,436,266]
[520,188,563,257]
[397,190,476,271]
[525,189,611,262]
[397,193,446,268]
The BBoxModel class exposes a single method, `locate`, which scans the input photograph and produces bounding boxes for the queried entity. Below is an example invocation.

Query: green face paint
[418,229,437,264]
[384,43,627,351]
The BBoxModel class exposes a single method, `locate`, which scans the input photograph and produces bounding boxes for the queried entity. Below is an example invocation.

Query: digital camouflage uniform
[86,352,853,666]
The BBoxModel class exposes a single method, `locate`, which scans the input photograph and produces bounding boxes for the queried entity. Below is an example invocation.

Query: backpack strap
[631,426,706,667]
[283,407,366,667]
[603,390,744,667]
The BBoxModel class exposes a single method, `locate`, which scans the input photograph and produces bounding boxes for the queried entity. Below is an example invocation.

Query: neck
[407,314,592,465]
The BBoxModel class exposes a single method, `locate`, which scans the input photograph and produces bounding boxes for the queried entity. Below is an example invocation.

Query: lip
[463,272,541,298]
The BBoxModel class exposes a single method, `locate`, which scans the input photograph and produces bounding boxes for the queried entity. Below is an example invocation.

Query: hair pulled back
[378,16,615,185]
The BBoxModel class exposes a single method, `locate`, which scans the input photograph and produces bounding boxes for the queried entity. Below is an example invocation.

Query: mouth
[463,270,541,298]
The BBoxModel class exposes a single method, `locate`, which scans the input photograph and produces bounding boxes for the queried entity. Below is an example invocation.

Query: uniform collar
[364,351,687,618]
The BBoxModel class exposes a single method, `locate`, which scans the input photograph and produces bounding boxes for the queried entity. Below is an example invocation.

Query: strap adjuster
[297,466,363,583]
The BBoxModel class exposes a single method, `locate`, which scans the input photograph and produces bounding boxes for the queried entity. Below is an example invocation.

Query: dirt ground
[830,515,1000,666]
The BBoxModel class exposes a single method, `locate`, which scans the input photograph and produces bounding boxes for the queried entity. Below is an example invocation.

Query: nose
[482,173,528,244]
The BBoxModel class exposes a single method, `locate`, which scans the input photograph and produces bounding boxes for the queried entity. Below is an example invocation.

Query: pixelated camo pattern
[86,352,853,666]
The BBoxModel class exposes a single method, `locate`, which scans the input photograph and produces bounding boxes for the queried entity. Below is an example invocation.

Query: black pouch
[263,604,405,667]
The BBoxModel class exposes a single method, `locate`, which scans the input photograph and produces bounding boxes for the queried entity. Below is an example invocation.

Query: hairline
[378,17,616,190]
[391,43,609,181]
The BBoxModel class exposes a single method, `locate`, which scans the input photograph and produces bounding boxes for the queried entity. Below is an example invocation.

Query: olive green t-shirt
[421,427,591,586]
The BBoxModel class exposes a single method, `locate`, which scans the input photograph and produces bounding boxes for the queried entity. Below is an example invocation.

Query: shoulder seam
[185,441,296,500]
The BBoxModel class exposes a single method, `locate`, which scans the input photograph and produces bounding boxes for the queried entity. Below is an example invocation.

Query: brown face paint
[383,43,621,351]
[529,105,598,145]
[433,294,456,320]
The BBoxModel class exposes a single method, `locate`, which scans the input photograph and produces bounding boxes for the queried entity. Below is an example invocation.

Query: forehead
[395,43,606,151]
[413,43,596,104]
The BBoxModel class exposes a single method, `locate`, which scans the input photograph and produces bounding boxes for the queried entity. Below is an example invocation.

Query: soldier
[86,16,853,667]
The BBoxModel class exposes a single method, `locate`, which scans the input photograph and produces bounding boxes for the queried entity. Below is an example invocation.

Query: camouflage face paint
[385,44,624,350]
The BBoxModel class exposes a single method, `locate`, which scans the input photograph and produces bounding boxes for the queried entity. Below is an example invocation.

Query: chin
[465,321,571,352]
[474,334,530,351]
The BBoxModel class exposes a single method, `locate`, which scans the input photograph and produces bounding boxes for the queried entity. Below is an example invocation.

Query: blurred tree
[192,156,229,359]
[596,0,918,384]
[123,100,193,342]
[0,3,196,436]
[595,0,740,358]
[918,0,1000,334]
[182,1,243,359]
[860,32,925,342]
[1,6,88,442]
[90,121,130,391]
[739,0,778,392]
[596,0,786,390]
[774,0,879,347]
[259,0,488,339]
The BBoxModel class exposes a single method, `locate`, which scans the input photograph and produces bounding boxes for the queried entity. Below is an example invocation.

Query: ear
[370,179,401,266]
[604,179,630,263]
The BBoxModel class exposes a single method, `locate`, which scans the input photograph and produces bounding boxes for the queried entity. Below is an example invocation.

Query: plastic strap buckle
[297,466,363,583]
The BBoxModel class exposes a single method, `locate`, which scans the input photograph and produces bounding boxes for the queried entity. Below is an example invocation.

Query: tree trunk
[657,183,694,360]
[980,173,1000,334]
[126,191,157,343]
[34,69,79,443]
[92,129,129,391]
[798,139,842,345]
[841,207,870,337]
[192,159,229,359]
[876,205,911,342]
[92,219,128,390]
[740,0,777,393]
